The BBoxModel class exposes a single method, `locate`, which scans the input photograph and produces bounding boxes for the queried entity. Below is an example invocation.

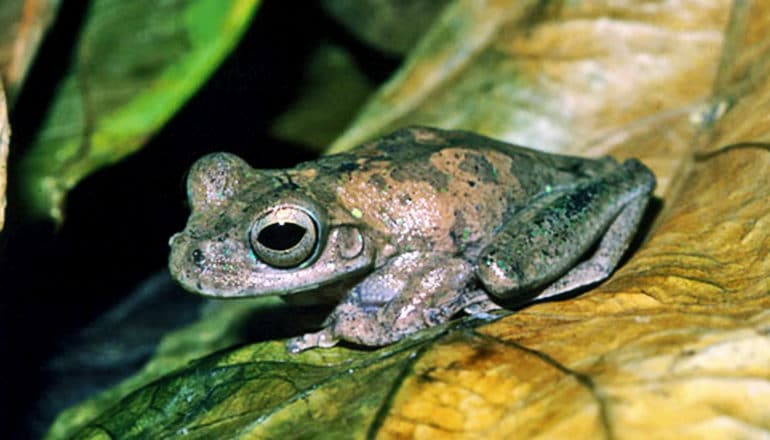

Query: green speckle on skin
[491,166,498,178]
[247,250,257,263]
[351,208,363,218]
[545,184,553,193]
[496,259,507,270]
[462,228,471,241]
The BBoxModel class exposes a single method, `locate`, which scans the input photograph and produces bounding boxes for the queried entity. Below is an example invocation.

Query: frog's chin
[271,269,371,306]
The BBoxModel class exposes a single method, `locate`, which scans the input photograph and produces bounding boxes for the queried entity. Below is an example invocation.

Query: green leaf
[320,0,450,55]
[270,42,374,152]
[44,297,286,440]
[17,0,260,222]
[54,313,467,439]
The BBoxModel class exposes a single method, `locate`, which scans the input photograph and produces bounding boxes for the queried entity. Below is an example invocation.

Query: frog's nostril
[192,249,206,267]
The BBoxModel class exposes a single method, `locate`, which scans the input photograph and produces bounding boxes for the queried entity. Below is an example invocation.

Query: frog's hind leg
[478,158,655,303]
[533,189,651,301]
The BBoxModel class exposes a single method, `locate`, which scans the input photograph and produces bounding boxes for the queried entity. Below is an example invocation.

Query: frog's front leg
[286,253,478,353]
[478,158,655,303]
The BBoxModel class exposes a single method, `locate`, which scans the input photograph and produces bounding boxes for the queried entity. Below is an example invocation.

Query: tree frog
[169,126,655,352]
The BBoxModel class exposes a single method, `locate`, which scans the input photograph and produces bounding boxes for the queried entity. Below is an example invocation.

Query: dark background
[0,2,398,438]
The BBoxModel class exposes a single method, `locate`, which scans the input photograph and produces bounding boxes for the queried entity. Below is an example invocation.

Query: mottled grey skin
[169,126,656,352]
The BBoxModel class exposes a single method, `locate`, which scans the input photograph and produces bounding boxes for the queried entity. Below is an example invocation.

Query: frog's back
[347,126,620,195]
[291,127,610,256]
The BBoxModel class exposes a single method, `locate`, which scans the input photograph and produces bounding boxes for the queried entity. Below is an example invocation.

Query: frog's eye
[250,206,319,268]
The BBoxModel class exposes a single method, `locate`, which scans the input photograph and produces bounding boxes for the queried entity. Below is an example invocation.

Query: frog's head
[169,152,376,298]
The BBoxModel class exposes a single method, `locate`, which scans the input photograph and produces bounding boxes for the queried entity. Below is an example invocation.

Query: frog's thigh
[479,162,654,301]
[534,191,650,301]
[330,254,476,347]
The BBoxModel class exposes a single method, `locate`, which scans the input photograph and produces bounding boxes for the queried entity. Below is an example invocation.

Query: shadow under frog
[169,126,656,353]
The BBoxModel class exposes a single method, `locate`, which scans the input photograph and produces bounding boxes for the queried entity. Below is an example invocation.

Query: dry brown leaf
[329,0,729,171]
[0,82,8,230]
[0,0,60,102]
[698,1,770,152]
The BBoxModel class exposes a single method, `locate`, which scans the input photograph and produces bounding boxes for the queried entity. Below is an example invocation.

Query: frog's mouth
[279,271,371,306]
[169,225,377,298]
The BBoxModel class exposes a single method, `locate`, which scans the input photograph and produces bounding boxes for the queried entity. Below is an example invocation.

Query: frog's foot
[286,328,339,353]
[534,189,650,301]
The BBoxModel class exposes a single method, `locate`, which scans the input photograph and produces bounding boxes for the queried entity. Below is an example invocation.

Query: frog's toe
[422,309,447,326]
[286,328,339,353]
[463,297,502,315]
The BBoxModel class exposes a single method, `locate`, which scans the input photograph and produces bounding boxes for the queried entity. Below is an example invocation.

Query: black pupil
[257,223,307,251]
